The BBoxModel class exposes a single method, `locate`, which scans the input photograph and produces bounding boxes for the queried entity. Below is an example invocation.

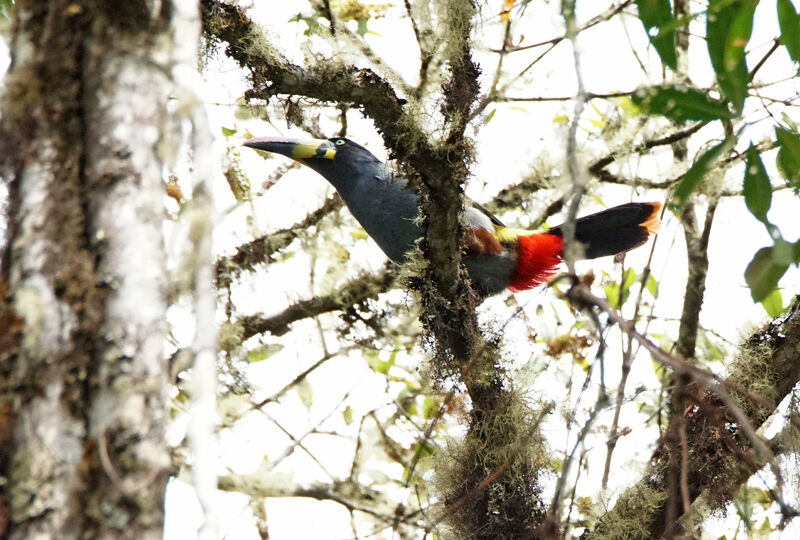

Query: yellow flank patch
[493,226,529,244]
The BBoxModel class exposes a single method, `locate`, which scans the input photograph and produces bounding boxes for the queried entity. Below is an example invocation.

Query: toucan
[243,136,661,296]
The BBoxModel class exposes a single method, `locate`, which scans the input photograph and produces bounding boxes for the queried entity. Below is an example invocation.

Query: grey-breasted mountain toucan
[243,136,661,296]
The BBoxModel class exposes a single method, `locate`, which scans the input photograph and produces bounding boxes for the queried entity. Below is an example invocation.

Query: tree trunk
[0,2,178,537]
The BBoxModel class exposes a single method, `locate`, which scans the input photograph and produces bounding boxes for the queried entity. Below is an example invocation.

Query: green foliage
[631,85,731,122]
[366,348,397,374]
[732,485,775,535]
[645,273,659,298]
[671,137,731,210]
[0,0,12,20]
[777,0,800,65]
[697,329,726,364]
[775,126,800,191]
[342,405,354,425]
[759,289,784,317]
[422,397,439,419]
[288,13,328,36]
[744,244,791,302]
[403,440,436,483]
[743,145,771,223]
[247,343,284,362]
[740,140,800,304]
[601,268,658,312]
[602,267,636,308]
[296,378,313,408]
[707,0,756,113]
[635,0,677,69]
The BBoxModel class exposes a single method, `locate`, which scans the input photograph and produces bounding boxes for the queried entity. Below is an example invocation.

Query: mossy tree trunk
[0,2,182,537]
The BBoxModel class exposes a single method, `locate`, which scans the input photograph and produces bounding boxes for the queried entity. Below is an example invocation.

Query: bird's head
[242,136,382,193]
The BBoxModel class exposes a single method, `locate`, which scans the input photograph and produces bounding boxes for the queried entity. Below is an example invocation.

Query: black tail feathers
[548,202,662,259]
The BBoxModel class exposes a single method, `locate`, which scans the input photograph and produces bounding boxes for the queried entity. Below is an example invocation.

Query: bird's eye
[335,139,346,146]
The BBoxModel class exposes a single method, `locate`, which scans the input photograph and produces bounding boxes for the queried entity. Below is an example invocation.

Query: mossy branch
[238,266,396,339]
[215,195,343,287]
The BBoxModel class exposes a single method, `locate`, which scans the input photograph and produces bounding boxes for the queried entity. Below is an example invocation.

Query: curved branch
[215,195,343,286]
[240,266,396,339]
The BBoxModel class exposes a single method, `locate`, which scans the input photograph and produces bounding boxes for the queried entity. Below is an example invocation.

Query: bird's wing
[468,199,506,227]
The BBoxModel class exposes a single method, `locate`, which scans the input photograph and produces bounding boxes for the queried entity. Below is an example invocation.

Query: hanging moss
[590,479,668,540]
[432,392,551,538]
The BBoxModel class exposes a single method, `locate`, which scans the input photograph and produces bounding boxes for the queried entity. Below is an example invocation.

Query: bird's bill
[242,136,336,160]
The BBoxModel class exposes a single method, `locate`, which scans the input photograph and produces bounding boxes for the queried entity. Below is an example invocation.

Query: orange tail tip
[641,202,662,235]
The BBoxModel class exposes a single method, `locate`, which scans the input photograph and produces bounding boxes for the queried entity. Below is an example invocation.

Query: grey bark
[0,2,180,537]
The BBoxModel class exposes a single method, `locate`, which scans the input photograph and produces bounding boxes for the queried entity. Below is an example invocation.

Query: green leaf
[403,441,436,482]
[342,406,354,425]
[760,288,784,317]
[744,246,789,302]
[777,0,800,64]
[707,0,752,113]
[422,397,439,419]
[757,518,772,534]
[723,1,757,73]
[622,267,637,291]
[632,85,732,122]
[646,273,659,298]
[404,400,418,417]
[773,237,795,265]
[349,228,369,240]
[221,126,237,138]
[699,331,724,361]
[297,378,313,408]
[775,127,800,188]
[575,356,590,373]
[367,348,397,375]
[636,0,678,69]
[248,343,284,363]
[743,145,772,222]
[603,283,620,308]
[357,18,368,37]
[619,267,636,306]
[671,138,730,210]
[0,0,11,20]
[289,13,326,36]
